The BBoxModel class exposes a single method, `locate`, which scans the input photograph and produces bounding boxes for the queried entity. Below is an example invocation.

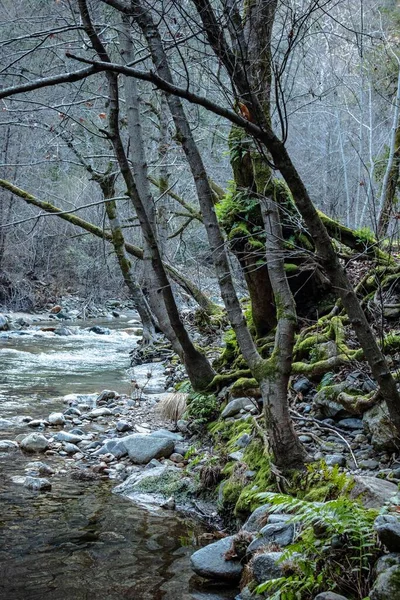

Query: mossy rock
[230,377,260,398]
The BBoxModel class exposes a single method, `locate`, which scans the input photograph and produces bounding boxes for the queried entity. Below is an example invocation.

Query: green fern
[254,493,381,599]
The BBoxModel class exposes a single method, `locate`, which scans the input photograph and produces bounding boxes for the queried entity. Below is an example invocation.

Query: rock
[190,536,243,582]
[242,503,272,532]
[229,451,244,461]
[64,407,81,417]
[116,420,132,432]
[54,327,73,336]
[161,496,176,510]
[293,377,313,394]
[222,397,253,419]
[55,431,84,444]
[374,515,400,552]
[97,390,117,403]
[247,523,294,553]
[169,453,185,463]
[325,454,346,467]
[313,593,349,600]
[150,429,183,442]
[0,440,19,453]
[0,314,9,330]
[48,412,66,426]
[114,465,177,495]
[350,476,399,508]
[251,552,283,583]
[25,461,55,476]
[23,476,52,491]
[345,370,376,393]
[89,326,110,335]
[313,383,348,418]
[88,407,113,418]
[0,418,13,428]
[359,459,379,470]
[363,403,399,451]
[27,419,48,428]
[63,442,81,454]
[121,433,174,464]
[20,433,49,452]
[177,419,189,433]
[337,418,363,431]
[49,305,62,314]
[375,553,400,576]
[235,433,252,448]
[92,438,127,459]
[370,565,400,600]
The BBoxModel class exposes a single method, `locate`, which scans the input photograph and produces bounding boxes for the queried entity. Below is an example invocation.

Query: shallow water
[0,317,237,600]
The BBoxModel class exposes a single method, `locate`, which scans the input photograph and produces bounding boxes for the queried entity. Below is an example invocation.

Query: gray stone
[325,454,346,467]
[293,377,313,394]
[222,397,253,418]
[313,383,348,418]
[55,431,84,444]
[23,476,52,491]
[235,433,252,448]
[337,418,363,431]
[229,451,244,461]
[54,327,72,336]
[350,476,399,508]
[64,407,81,417]
[190,536,243,582]
[0,418,13,428]
[370,565,400,600]
[0,314,9,331]
[251,552,283,583]
[363,403,399,451]
[313,593,349,600]
[92,438,127,459]
[20,433,49,452]
[97,390,117,403]
[267,514,292,524]
[176,419,189,433]
[116,420,132,432]
[169,453,184,463]
[27,419,48,428]
[114,465,178,495]
[375,515,400,552]
[359,459,379,470]
[89,326,110,335]
[242,502,273,532]
[247,523,294,553]
[0,440,19,453]
[88,407,113,418]
[150,429,183,442]
[122,433,174,464]
[375,553,400,576]
[25,461,55,476]
[48,412,66,426]
[63,442,81,454]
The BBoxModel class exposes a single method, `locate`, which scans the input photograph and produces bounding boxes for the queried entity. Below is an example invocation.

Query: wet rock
[64,407,81,417]
[150,429,183,442]
[350,476,399,508]
[374,515,400,552]
[23,476,52,491]
[0,314,9,331]
[314,593,349,600]
[27,419,48,428]
[49,305,62,314]
[92,438,127,459]
[89,326,110,335]
[363,403,399,451]
[325,454,346,467]
[20,433,49,452]
[247,523,294,553]
[293,377,313,394]
[0,418,13,428]
[0,440,19,453]
[116,420,132,432]
[359,459,379,470]
[48,412,66,426]
[54,327,73,336]
[375,553,400,576]
[190,536,243,582]
[221,398,253,419]
[88,407,113,418]
[123,434,174,464]
[97,390,117,403]
[242,503,273,532]
[55,431,84,444]
[229,451,244,462]
[63,442,81,454]
[251,552,284,583]
[370,565,400,600]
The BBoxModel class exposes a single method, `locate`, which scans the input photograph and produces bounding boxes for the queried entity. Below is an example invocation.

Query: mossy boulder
[363,402,399,451]
[370,565,400,600]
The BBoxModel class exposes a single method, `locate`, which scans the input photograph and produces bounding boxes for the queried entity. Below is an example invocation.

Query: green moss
[134,470,198,502]
[284,263,299,273]
[230,376,259,394]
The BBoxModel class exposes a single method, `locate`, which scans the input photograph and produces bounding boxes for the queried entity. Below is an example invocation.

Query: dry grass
[156,392,188,425]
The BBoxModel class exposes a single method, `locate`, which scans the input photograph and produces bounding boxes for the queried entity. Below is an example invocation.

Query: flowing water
[0,315,236,600]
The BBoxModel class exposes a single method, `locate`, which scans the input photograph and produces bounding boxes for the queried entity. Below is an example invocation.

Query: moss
[134,470,198,502]
[284,263,299,273]
[230,376,260,395]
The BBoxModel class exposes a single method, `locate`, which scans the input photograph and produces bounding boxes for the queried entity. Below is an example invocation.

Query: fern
[254,493,381,599]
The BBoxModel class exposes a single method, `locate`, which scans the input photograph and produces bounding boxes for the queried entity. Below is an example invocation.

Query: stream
[0,314,236,600]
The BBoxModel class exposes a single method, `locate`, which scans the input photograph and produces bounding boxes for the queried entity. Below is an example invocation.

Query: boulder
[349,476,399,508]
[363,403,399,451]
[222,397,253,419]
[0,440,19,453]
[23,476,52,491]
[114,465,176,495]
[242,503,273,532]
[337,418,363,431]
[313,383,348,418]
[150,429,183,442]
[88,407,113,418]
[325,454,346,467]
[0,314,9,331]
[20,433,49,452]
[48,412,66,426]
[374,515,400,552]
[375,553,400,576]
[292,377,313,394]
[247,523,294,553]
[96,390,117,403]
[121,433,174,464]
[92,438,127,459]
[370,565,400,600]
[250,552,283,583]
[89,326,110,335]
[55,431,84,444]
[190,536,243,582]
